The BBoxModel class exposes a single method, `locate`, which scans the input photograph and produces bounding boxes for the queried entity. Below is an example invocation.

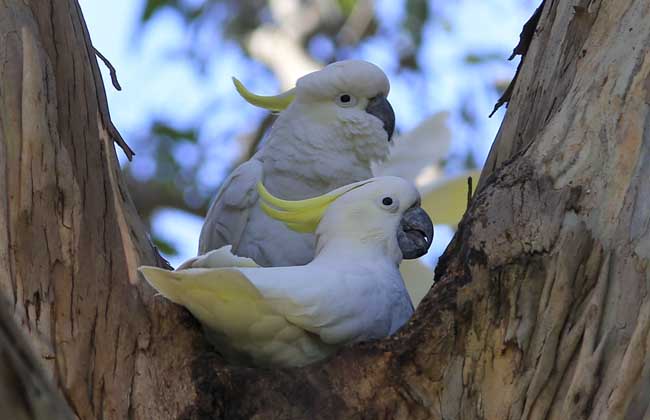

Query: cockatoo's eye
[379,196,399,213]
[336,93,358,107]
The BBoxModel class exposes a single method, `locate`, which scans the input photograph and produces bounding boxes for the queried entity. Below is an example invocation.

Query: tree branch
[125,173,209,221]
[93,47,122,91]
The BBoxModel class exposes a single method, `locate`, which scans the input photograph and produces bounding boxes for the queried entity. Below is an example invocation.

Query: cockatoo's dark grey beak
[365,95,395,141]
[397,206,434,259]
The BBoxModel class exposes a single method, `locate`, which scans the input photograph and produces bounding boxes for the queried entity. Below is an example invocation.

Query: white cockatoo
[198,60,395,267]
[141,176,433,367]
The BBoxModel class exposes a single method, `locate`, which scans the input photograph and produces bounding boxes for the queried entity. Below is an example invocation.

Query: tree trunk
[0,0,203,418]
[1,0,649,419]
[0,296,74,420]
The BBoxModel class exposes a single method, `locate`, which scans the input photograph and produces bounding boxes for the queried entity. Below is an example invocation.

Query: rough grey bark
[1,0,649,419]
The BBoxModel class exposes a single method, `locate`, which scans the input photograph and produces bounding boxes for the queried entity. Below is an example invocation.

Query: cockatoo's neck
[259,110,389,199]
[312,228,402,267]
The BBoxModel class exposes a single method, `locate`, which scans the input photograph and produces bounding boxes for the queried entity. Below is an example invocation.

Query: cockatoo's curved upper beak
[365,95,395,141]
[397,206,434,259]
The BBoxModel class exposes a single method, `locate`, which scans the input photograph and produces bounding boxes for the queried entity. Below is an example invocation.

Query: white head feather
[295,60,390,101]
[262,61,394,196]
[313,176,421,263]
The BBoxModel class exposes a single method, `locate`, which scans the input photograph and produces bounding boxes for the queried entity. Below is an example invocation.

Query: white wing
[373,111,451,182]
[176,246,259,270]
[139,266,333,367]
[247,264,411,345]
[198,159,263,254]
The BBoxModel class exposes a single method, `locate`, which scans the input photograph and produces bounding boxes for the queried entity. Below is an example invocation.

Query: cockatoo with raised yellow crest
[141,176,433,367]
[198,60,395,267]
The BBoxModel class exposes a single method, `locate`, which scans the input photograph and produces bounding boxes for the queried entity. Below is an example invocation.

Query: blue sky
[79,0,537,266]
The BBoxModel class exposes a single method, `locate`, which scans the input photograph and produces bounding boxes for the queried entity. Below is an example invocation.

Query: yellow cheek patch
[257,180,374,233]
[232,77,296,112]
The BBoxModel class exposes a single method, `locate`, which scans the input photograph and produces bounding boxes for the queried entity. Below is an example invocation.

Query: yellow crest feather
[259,202,326,233]
[257,181,340,211]
[257,180,374,233]
[232,77,295,112]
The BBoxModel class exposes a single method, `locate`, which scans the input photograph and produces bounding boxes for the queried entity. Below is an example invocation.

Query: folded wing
[176,246,259,270]
[139,266,334,366]
[198,159,263,255]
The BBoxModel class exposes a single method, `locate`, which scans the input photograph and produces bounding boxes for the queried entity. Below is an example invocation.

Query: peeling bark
[1,0,650,419]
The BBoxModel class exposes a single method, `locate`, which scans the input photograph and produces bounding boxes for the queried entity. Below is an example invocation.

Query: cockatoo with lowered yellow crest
[141,176,433,367]
[198,60,395,267]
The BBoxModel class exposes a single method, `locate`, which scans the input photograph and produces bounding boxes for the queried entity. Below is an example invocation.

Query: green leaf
[152,236,179,256]
[141,0,178,22]
[337,0,358,16]
[151,121,198,143]
[464,152,478,170]
[404,0,428,48]
[464,52,504,65]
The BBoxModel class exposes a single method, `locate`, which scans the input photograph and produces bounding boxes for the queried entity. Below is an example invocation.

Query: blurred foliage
[153,236,180,256]
[404,0,427,53]
[122,0,532,255]
[152,121,198,143]
[139,0,428,64]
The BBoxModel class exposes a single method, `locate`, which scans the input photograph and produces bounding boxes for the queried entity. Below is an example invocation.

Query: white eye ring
[379,196,399,213]
[336,93,357,108]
